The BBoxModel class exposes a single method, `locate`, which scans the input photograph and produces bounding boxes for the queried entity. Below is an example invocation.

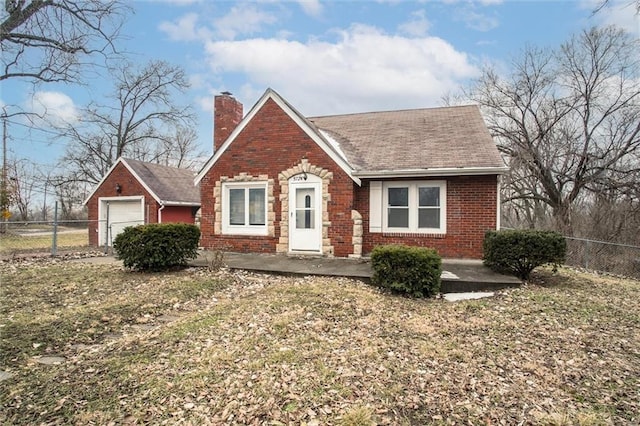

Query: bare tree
[470,26,640,234]
[7,158,40,220]
[60,59,197,184]
[593,0,640,15]
[156,126,206,170]
[0,0,128,84]
[47,171,88,219]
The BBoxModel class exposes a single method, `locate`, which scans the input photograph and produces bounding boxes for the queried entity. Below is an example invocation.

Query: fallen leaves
[1,260,639,425]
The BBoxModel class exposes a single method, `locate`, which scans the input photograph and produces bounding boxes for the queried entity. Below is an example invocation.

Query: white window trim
[221,181,268,236]
[382,181,447,234]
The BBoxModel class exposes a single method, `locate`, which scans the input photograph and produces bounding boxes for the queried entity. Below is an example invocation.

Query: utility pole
[1,111,8,233]
[2,113,6,192]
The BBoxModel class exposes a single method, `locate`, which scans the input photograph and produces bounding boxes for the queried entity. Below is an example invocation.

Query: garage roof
[84,158,200,206]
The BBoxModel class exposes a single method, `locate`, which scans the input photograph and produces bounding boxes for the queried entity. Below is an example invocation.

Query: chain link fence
[565,237,640,278]
[0,218,144,257]
[0,220,93,257]
[500,227,640,279]
[3,220,639,278]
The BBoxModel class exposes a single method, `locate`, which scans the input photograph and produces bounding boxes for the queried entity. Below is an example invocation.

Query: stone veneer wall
[276,159,334,256]
[350,210,363,258]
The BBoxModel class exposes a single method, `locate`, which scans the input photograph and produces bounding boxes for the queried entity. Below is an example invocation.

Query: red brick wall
[355,175,498,259]
[200,98,356,257]
[86,162,161,246]
[214,94,243,152]
[159,206,196,224]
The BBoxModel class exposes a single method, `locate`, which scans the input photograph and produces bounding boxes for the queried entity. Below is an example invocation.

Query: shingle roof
[123,158,200,205]
[308,105,504,172]
[195,89,506,186]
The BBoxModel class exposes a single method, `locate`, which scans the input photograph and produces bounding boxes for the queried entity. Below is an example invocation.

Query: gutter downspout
[496,176,501,230]
[158,204,165,224]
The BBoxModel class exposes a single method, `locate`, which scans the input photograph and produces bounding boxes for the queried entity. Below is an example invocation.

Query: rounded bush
[483,229,566,280]
[371,245,442,298]
[113,223,200,271]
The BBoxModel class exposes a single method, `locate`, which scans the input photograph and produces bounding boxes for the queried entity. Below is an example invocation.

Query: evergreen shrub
[370,245,442,297]
[113,223,200,271]
[483,229,566,280]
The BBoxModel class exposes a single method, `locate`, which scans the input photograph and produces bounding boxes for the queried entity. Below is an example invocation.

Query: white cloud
[158,12,211,41]
[398,9,431,37]
[214,5,278,40]
[581,0,640,35]
[27,91,78,126]
[441,0,503,4]
[455,8,499,32]
[296,0,323,17]
[148,0,202,5]
[160,5,279,43]
[203,24,479,115]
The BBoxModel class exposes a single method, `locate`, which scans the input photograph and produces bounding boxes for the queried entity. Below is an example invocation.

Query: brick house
[195,88,507,259]
[85,157,200,247]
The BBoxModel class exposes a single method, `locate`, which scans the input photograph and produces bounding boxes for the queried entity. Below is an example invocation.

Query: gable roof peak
[84,157,200,206]
[195,88,361,185]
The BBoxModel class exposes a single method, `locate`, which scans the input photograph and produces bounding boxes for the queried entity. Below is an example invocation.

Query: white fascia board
[269,93,360,186]
[353,166,509,179]
[82,158,125,206]
[119,160,163,205]
[316,129,349,164]
[194,88,361,186]
[98,195,145,202]
[83,157,165,206]
[159,201,201,207]
[194,90,271,185]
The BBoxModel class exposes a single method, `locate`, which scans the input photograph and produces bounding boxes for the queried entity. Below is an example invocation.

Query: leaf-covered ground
[1,257,639,425]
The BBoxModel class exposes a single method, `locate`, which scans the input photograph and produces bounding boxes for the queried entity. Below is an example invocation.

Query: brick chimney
[214,92,243,153]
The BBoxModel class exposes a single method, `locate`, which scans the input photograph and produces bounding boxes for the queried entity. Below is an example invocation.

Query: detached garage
[84,157,200,247]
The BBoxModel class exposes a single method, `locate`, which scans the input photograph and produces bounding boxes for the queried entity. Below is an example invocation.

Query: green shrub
[483,229,566,280]
[370,245,442,297]
[113,223,200,271]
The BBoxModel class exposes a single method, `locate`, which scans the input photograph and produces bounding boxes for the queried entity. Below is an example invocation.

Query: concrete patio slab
[443,292,495,302]
[194,251,521,293]
[74,251,521,293]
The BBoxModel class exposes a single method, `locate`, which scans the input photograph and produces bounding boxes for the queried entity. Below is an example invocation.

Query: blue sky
[1,0,639,171]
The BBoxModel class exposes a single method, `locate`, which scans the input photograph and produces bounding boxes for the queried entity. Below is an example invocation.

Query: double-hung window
[382,181,446,233]
[222,182,267,235]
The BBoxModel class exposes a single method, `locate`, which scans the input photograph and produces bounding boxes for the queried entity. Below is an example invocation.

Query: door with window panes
[288,174,322,252]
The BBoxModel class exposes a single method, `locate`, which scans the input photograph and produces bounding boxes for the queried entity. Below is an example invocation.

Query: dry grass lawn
[0,228,88,254]
[1,257,638,425]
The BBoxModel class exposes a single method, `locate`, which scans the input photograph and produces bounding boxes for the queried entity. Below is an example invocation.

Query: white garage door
[99,197,145,246]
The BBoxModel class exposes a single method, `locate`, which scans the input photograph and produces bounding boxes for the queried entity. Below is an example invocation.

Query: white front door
[289,176,322,253]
